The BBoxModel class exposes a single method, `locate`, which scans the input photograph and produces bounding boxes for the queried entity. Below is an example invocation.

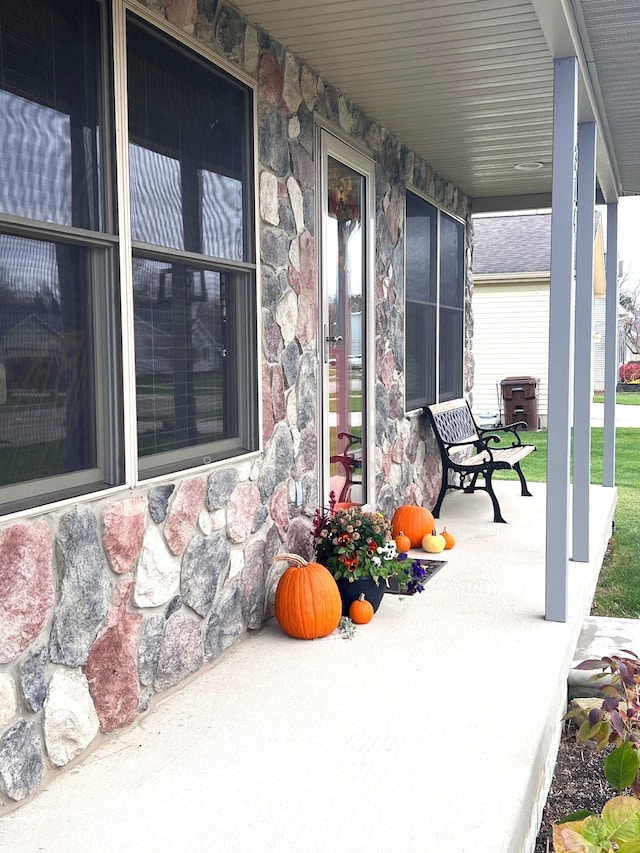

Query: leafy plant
[619,362,640,384]
[552,795,640,852]
[568,651,640,795]
[551,653,640,848]
[312,492,408,584]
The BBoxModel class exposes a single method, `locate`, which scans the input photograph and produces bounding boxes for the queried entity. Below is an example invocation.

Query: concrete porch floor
[0,479,616,853]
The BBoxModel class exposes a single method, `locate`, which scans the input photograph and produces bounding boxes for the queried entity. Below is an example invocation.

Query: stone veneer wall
[0,0,472,809]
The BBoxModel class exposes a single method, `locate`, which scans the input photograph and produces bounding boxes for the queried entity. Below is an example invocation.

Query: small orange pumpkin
[273,553,342,640]
[441,527,456,550]
[392,505,435,548]
[349,593,374,624]
[394,531,412,554]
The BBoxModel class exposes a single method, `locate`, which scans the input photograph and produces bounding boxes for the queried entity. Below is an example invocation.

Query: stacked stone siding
[0,0,472,808]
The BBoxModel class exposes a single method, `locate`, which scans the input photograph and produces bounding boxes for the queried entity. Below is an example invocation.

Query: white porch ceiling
[231,0,640,209]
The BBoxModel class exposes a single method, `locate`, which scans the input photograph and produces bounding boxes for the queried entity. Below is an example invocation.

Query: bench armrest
[441,437,497,464]
[479,422,528,447]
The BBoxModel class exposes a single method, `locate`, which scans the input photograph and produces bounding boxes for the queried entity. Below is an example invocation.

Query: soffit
[232,0,640,206]
[578,0,640,199]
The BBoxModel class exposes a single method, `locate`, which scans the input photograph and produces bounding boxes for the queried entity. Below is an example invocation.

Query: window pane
[134,257,252,471]
[405,303,436,407]
[0,234,95,487]
[0,0,103,229]
[439,307,463,401]
[406,193,437,303]
[127,20,250,261]
[405,192,437,408]
[440,214,464,309]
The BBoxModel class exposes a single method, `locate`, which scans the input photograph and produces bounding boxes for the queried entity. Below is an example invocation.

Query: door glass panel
[327,158,365,504]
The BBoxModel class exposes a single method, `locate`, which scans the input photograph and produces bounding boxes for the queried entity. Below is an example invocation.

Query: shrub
[618,362,640,383]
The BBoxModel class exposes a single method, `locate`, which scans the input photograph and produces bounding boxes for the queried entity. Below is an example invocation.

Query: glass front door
[321,133,374,506]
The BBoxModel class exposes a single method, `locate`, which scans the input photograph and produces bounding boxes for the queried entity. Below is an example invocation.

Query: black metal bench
[425,399,536,523]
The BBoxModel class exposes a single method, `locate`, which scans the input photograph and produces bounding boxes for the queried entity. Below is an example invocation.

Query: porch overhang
[231,0,640,208]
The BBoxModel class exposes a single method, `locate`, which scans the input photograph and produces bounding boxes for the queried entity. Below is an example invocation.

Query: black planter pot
[335,576,386,617]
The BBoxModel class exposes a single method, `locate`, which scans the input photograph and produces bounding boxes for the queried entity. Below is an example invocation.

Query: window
[405,192,465,410]
[127,19,257,479]
[0,0,123,513]
[0,0,257,514]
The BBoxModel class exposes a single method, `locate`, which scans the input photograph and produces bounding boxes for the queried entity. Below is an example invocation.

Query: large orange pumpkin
[273,553,342,640]
[391,505,435,548]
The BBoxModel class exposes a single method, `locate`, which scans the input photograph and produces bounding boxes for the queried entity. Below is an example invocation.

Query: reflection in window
[129,146,184,249]
[0,91,72,225]
[127,20,250,262]
[0,0,102,231]
[134,258,242,466]
[201,171,243,260]
[0,234,94,487]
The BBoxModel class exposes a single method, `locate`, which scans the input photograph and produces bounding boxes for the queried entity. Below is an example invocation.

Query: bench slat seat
[425,399,536,523]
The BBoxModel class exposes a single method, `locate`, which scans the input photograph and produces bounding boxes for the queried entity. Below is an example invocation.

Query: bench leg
[463,471,480,493]
[484,470,507,523]
[513,462,533,497]
[432,467,450,518]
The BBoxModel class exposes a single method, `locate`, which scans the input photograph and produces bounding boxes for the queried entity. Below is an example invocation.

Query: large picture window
[0,0,257,515]
[405,192,465,410]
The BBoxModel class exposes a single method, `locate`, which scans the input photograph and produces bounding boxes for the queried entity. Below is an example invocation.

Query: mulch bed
[533,722,619,853]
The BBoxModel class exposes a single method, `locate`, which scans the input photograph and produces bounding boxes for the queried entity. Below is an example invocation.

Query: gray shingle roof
[472,211,602,276]
[472,213,551,275]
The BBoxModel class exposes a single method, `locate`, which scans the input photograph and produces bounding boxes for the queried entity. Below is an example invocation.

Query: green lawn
[496,427,640,618]
[593,391,640,405]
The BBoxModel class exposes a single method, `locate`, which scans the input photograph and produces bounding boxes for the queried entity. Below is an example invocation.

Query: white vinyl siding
[593,296,606,392]
[471,279,549,427]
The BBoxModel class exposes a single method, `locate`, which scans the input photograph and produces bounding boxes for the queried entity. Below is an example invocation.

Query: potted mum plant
[312,494,424,615]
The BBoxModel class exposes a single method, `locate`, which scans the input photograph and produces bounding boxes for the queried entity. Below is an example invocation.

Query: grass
[593,391,640,405]
[496,426,640,618]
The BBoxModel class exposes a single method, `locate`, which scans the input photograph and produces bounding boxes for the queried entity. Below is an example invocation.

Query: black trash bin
[500,376,539,430]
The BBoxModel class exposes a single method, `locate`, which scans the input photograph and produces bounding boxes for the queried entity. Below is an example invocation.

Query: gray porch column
[572,122,597,563]
[546,57,578,622]
[603,203,619,487]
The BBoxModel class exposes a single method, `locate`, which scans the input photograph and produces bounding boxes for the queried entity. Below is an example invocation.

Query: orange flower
[341,554,359,572]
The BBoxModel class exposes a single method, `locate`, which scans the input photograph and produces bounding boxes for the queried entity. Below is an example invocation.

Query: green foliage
[555,654,640,848]
[313,500,407,584]
[568,652,640,794]
[552,796,640,852]
[605,743,640,792]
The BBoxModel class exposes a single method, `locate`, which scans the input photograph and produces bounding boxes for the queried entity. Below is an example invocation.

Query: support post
[546,57,578,622]
[603,203,618,487]
[572,122,597,563]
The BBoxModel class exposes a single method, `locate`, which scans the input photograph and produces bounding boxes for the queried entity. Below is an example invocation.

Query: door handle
[326,334,343,343]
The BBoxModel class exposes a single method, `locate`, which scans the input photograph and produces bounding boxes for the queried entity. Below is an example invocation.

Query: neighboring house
[471,211,606,426]
[0,0,637,813]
